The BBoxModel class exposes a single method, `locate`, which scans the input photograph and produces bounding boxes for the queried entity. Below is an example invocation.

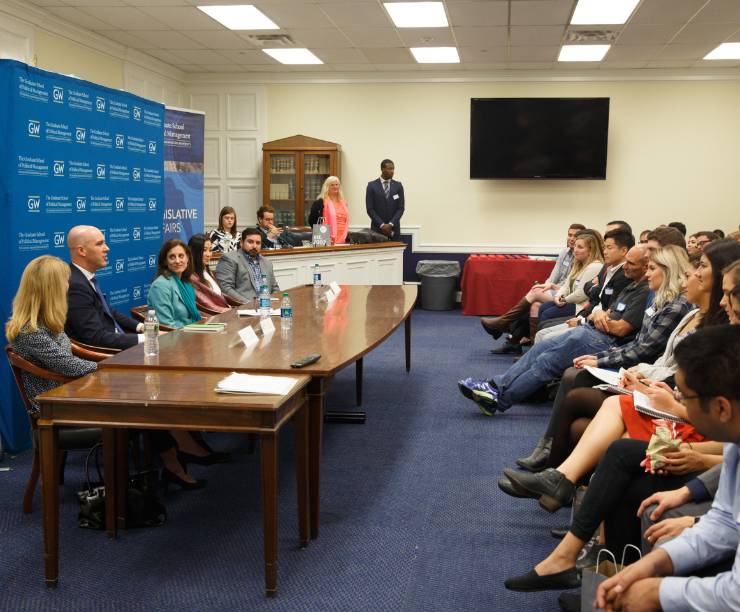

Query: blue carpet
[0,309,569,610]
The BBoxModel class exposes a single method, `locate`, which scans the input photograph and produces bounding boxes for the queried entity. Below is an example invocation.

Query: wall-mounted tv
[470,97,610,180]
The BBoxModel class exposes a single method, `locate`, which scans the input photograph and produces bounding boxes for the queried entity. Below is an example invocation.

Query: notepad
[183,322,226,333]
[237,308,281,317]
[633,390,689,424]
[585,366,622,386]
[215,372,298,396]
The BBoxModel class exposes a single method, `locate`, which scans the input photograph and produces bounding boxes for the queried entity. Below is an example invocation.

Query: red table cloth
[461,255,556,316]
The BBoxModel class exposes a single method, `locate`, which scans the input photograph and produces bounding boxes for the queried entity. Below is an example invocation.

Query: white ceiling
[24,0,740,75]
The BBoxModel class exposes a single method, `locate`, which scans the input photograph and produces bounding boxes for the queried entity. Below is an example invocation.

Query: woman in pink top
[309,176,349,245]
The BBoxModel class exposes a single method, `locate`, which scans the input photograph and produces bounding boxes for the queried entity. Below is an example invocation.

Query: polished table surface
[37,370,311,596]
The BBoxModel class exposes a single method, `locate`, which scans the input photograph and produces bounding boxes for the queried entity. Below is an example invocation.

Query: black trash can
[415,260,461,311]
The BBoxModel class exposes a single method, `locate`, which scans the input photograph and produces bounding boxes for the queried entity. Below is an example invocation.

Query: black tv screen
[470,98,609,180]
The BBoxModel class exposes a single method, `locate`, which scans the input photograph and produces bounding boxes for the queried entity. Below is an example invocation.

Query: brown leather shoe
[480,317,505,339]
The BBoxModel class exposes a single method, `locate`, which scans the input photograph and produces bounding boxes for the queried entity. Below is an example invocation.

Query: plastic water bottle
[313,263,321,288]
[144,309,159,357]
[259,274,270,319]
[280,292,293,330]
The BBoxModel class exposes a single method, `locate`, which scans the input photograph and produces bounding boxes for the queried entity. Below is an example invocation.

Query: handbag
[77,443,166,530]
[312,216,330,247]
[581,544,642,611]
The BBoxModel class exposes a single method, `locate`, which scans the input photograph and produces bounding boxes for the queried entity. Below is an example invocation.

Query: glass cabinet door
[267,152,297,226]
[302,153,331,225]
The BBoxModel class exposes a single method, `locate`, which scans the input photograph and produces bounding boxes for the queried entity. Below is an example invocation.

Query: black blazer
[579,265,630,318]
[256,225,296,248]
[365,178,404,240]
[65,264,140,350]
[307,198,325,227]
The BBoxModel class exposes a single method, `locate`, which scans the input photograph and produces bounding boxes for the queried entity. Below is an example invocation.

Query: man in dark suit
[366,158,404,241]
[256,205,296,249]
[215,227,280,303]
[65,225,142,350]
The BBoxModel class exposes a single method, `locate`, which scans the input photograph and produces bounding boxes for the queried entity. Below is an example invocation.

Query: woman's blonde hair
[568,230,604,282]
[318,176,345,203]
[649,245,692,309]
[6,255,70,341]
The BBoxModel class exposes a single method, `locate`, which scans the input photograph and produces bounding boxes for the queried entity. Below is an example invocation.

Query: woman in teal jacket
[148,239,202,328]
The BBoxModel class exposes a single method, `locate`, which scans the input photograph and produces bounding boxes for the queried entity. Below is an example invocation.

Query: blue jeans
[538,300,575,323]
[493,326,616,410]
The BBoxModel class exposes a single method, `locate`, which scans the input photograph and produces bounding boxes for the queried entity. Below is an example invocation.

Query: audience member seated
[148,239,203,329]
[214,227,280,304]
[65,225,143,349]
[667,221,687,236]
[595,326,740,612]
[646,226,686,253]
[720,259,740,323]
[187,233,230,314]
[639,229,651,244]
[256,205,296,249]
[209,205,239,253]
[687,230,719,255]
[308,176,350,245]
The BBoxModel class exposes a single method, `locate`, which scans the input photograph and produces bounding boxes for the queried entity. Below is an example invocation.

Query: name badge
[392,194,399,200]
[616,302,626,312]
[604,288,614,295]
[645,306,656,317]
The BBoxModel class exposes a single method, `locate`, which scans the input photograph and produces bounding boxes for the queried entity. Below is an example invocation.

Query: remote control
[290,354,321,368]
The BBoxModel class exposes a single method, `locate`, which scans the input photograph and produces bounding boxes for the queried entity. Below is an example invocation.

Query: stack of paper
[183,322,226,333]
[215,372,298,395]
[237,308,281,317]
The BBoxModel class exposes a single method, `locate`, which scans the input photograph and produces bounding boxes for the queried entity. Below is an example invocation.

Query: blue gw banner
[163,107,204,241]
[0,59,164,452]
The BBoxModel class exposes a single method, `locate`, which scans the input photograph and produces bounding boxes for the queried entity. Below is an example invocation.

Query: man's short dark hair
[241,227,261,241]
[603,229,635,250]
[647,226,686,250]
[380,159,394,168]
[257,206,273,220]
[674,325,740,406]
[569,223,586,231]
[714,229,726,238]
[694,230,719,243]
[668,221,687,236]
[607,220,633,234]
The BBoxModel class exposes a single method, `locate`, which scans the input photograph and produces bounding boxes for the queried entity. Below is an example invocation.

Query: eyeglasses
[673,388,704,405]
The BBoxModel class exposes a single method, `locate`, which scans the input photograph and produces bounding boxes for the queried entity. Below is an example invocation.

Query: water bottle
[313,263,321,288]
[144,309,159,357]
[259,274,270,319]
[280,292,293,330]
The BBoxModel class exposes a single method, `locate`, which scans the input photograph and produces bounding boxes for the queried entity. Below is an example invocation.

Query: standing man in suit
[366,158,404,241]
[65,225,143,350]
[215,227,280,303]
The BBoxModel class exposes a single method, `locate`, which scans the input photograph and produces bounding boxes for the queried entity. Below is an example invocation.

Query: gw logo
[28,120,40,137]
[53,161,65,176]
[52,86,64,103]
[53,232,66,247]
[133,286,142,300]
[76,197,87,211]
[115,259,125,273]
[96,164,106,179]
[148,141,157,154]
[115,134,125,149]
[27,196,40,211]
[133,106,141,121]
[148,255,156,267]
[96,97,106,112]
[115,197,125,210]
[132,168,141,181]
[148,198,157,210]
[75,127,86,143]
[132,227,141,240]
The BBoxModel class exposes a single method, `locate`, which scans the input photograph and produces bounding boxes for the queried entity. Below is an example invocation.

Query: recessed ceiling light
[197,5,278,30]
[558,45,610,62]
[704,42,740,60]
[410,47,459,64]
[263,48,323,65]
[384,2,448,28]
[571,0,639,25]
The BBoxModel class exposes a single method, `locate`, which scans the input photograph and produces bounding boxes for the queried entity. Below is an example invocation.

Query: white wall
[266,80,740,253]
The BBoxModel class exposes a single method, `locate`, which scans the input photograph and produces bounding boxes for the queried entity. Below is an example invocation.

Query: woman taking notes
[148,239,203,328]
[308,176,349,245]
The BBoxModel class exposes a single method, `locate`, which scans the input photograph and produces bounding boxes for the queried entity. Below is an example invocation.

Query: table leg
[38,423,59,587]
[355,358,363,406]
[102,429,117,539]
[260,432,278,597]
[115,429,128,529]
[294,398,310,548]
[405,315,411,373]
[307,378,325,539]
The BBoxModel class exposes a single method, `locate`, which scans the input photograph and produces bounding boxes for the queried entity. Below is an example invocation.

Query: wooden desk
[36,370,310,597]
[101,284,418,541]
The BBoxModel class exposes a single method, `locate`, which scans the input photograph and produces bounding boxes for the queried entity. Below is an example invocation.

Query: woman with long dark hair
[187,233,230,313]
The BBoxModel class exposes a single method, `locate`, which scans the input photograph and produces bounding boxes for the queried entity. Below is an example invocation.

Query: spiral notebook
[632,390,689,424]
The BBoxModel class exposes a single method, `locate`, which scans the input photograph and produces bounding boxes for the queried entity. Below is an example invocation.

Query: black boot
[516,437,552,472]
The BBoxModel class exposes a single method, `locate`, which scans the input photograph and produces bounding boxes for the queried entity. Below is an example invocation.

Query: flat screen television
[470,97,610,180]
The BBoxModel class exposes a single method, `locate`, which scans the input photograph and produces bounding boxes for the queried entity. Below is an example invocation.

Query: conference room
[2,1,740,610]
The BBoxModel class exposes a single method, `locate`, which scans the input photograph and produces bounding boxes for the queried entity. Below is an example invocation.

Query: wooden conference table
[36,284,417,594]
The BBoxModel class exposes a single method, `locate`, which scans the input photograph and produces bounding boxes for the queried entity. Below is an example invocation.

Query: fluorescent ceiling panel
[704,43,740,60]
[571,0,639,25]
[263,48,323,65]
[410,47,459,63]
[384,2,448,28]
[197,5,278,30]
[558,45,610,61]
